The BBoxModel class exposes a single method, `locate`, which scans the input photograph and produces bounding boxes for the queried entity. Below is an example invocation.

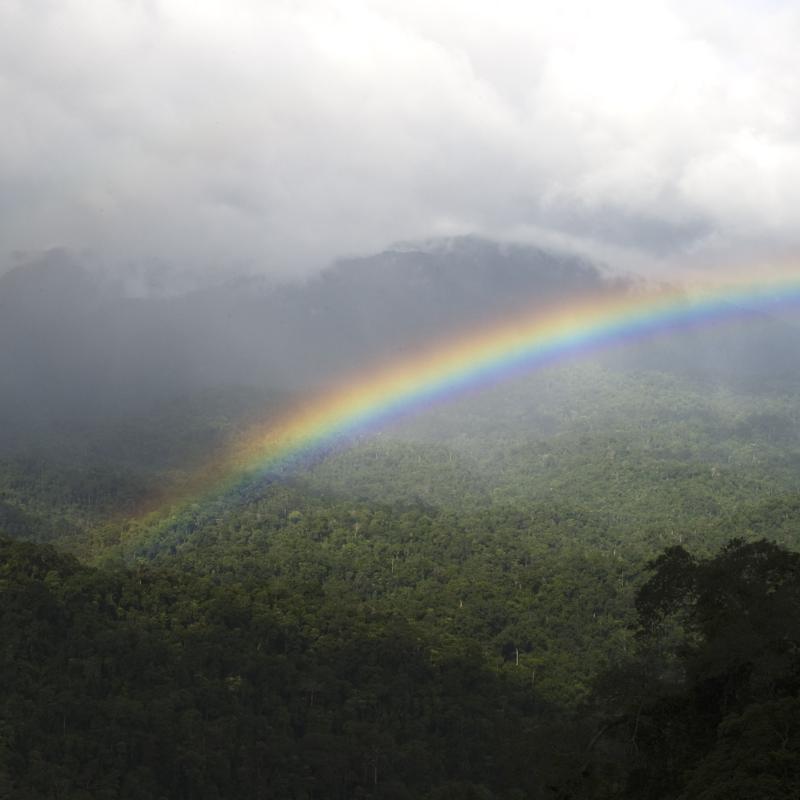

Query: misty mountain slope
[3,236,800,564]
[608,307,800,391]
[22,357,787,564]
[3,237,800,449]
[0,238,618,437]
[274,236,617,361]
[278,362,800,551]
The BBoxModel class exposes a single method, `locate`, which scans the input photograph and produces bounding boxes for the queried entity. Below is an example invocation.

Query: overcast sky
[2,0,800,281]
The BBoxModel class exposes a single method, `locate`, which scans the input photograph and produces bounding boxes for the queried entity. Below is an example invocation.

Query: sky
[2,0,800,282]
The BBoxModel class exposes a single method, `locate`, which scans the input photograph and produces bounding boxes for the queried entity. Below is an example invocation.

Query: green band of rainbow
[148,277,800,518]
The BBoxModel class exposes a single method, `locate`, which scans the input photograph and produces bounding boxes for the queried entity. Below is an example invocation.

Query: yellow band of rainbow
[143,276,800,521]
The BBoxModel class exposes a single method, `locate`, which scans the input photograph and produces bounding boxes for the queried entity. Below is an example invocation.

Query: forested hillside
[3,351,800,797]
[2,242,800,798]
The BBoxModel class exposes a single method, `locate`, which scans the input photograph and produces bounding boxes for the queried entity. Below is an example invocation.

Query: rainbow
[147,276,800,518]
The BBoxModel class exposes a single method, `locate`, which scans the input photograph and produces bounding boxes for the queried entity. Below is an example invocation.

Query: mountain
[0,238,619,438]
[4,237,800,451]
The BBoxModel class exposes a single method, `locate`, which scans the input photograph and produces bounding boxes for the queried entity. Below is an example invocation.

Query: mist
[2,236,798,458]
[0,238,611,432]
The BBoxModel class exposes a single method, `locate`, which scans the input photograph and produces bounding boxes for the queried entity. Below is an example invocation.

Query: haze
[3,0,800,283]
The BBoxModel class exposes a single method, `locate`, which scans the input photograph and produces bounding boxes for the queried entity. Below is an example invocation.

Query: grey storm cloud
[2,0,800,279]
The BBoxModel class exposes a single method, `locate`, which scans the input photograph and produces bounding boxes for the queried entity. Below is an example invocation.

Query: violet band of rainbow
[146,277,800,517]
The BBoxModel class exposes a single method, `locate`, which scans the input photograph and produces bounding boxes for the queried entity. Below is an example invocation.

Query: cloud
[1,0,800,279]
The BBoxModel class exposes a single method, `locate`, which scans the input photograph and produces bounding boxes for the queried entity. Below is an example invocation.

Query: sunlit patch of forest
[3,357,800,798]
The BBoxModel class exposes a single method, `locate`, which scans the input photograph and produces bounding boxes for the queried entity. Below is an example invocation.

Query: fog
[0,238,611,428]
[2,237,798,451]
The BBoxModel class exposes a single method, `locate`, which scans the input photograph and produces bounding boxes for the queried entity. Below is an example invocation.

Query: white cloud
[1,0,799,278]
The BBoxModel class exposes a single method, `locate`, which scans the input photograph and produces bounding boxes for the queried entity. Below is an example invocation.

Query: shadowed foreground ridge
[3,534,800,798]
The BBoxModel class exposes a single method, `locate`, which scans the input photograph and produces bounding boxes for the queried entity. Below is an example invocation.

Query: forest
[3,347,800,798]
